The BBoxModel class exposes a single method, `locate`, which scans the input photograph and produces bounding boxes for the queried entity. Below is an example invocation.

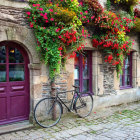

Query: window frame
[74,51,93,94]
[120,52,133,89]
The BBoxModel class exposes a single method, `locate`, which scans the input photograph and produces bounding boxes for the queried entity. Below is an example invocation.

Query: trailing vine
[26,0,89,79]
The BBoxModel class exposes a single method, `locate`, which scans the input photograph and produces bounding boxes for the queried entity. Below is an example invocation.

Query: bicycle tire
[34,97,62,128]
[74,93,93,118]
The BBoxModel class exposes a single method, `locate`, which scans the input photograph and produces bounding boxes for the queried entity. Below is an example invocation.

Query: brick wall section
[42,71,68,102]
[0,5,28,26]
[102,61,116,95]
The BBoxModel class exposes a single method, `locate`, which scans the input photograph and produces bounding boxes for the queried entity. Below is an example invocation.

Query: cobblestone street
[0,101,140,140]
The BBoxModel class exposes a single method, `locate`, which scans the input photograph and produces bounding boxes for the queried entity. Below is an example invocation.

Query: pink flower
[50,18,54,21]
[44,16,48,19]
[54,12,57,15]
[83,16,86,19]
[85,11,88,14]
[44,13,47,16]
[43,27,46,29]
[32,4,36,7]
[49,9,53,12]
[56,28,60,32]
[39,8,43,11]
[40,13,44,16]
[91,16,95,19]
[56,4,59,6]
[58,36,61,38]
[87,20,89,23]
[30,22,33,28]
[36,4,40,7]
[45,20,49,23]
[79,2,83,6]
[80,12,83,15]
[26,12,31,16]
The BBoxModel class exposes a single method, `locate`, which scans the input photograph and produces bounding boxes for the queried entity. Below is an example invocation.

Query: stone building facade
[0,0,140,127]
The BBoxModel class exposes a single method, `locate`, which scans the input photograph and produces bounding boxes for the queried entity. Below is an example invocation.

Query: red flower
[30,22,33,28]
[107,55,113,61]
[58,47,63,51]
[92,39,99,48]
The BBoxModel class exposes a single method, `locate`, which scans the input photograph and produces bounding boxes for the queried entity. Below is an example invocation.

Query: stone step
[0,121,33,135]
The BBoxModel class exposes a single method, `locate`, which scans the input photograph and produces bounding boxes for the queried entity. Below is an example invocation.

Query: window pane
[125,65,130,75]
[83,79,89,92]
[75,80,79,92]
[0,65,6,82]
[75,80,79,87]
[125,55,130,65]
[125,75,130,86]
[120,75,123,86]
[9,65,24,81]
[74,65,79,79]
[9,48,24,63]
[83,64,89,78]
[0,46,6,63]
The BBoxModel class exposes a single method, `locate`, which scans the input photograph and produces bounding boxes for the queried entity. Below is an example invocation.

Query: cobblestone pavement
[0,101,140,140]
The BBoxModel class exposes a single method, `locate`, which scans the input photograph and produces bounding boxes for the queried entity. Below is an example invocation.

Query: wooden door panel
[10,95,26,118]
[10,85,25,92]
[0,97,7,120]
[0,86,6,95]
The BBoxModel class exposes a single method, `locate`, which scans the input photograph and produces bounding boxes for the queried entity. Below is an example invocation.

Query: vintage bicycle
[34,85,93,128]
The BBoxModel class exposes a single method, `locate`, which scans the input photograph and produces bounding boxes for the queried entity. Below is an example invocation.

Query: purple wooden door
[0,42,29,125]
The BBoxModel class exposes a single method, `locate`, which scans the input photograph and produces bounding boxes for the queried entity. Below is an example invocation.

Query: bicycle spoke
[74,93,93,117]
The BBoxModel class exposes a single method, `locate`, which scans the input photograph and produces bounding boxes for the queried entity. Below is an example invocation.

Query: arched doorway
[0,41,30,125]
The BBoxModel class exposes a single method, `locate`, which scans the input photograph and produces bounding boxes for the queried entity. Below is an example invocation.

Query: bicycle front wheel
[75,93,93,118]
[34,97,62,128]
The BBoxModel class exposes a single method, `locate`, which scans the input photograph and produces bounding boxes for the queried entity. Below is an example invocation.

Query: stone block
[92,51,98,57]
[97,75,104,95]
[84,38,93,48]
[92,64,98,75]
[33,84,42,99]
[114,71,120,90]
[0,0,29,8]
[92,75,98,95]
[33,76,42,84]
[65,57,74,73]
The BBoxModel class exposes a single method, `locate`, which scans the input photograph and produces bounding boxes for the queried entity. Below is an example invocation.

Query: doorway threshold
[0,121,33,135]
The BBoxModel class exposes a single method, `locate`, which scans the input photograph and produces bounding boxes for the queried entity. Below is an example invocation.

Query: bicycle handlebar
[72,85,80,89]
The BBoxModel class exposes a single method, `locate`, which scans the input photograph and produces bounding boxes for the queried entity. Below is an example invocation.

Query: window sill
[120,86,133,90]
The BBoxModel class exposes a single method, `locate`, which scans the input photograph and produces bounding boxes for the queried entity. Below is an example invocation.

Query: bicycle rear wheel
[74,93,93,118]
[34,97,62,128]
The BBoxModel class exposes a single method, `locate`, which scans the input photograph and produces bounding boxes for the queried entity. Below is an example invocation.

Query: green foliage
[106,0,111,10]
[26,0,88,79]
[25,0,136,79]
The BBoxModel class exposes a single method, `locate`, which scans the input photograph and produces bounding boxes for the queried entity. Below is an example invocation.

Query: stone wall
[0,5,28,27]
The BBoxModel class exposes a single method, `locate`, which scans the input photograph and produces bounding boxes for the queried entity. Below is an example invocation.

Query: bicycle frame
[56,89,80,112]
